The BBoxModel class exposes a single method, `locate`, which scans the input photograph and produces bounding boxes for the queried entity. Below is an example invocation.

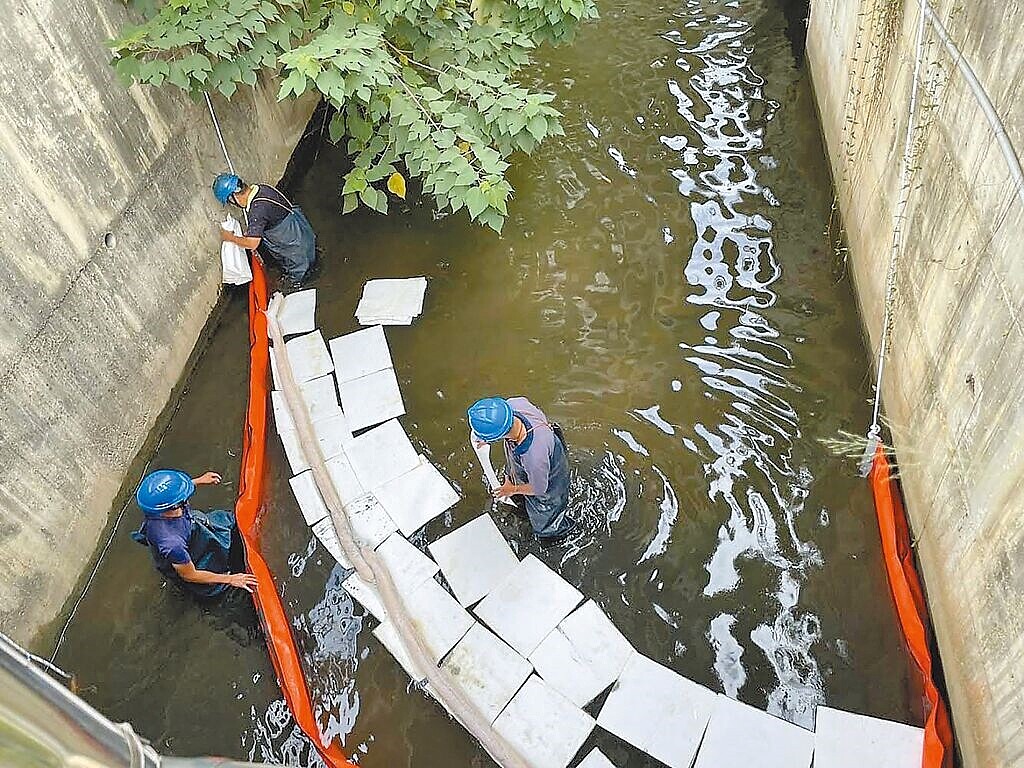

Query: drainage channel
[53,0,922,765]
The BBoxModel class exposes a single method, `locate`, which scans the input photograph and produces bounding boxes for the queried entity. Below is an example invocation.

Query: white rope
[865,0,928,444]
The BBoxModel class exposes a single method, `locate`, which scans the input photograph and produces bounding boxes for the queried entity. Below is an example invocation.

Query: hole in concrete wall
[103,232,116,249]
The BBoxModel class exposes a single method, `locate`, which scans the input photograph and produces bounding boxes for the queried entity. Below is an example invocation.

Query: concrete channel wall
[0,0,313,645]
[807,1,1024,765]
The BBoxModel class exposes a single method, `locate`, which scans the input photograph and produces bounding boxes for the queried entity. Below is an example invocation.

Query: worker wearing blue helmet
[132,468,256,598]
[468,396,573,540]
[212,172,317,284]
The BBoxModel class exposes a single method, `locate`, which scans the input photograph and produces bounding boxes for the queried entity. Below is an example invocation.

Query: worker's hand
[219,227,235,243]
[494,478,517,499]
[193,471,222,486]
[225,572,258,593]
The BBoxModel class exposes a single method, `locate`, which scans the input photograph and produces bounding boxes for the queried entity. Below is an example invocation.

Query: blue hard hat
[212,173,241,204]
[136,470,195,517]
[468,397,514,442]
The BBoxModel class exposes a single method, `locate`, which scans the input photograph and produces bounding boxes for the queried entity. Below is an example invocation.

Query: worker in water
[132,469,256,598]
[212,172,316,284]
[468,396,574,541]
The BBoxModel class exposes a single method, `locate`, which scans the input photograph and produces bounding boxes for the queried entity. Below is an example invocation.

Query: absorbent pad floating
[343,572,387,621]
[373,459,460,537]
[428,514,519,606]
[693,694,813,768]
[344,420,421,490]
[311,518,346,567]
[577,749,617,768]
[372,621,427,682]
[812,707,924,768]
[391,576,474,663]
[493,675,594,768]
[474,554,583,657]
[440,622,533,723]
[276,289,317,336]
[337,367,405,432]
[596,652,717,768]
[282,330,334,384]
[529,599,633,707]
[271,374,341,431]
[355,277,427,325]
[374,533,440,592]
[329,325,394,383]
[289,471,328,526]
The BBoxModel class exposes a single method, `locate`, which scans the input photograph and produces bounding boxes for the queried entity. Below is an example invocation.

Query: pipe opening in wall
[103,232,116,249]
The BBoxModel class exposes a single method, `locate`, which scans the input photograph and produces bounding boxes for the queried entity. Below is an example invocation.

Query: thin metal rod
[205,91,236,176]
[923,3,1024,209]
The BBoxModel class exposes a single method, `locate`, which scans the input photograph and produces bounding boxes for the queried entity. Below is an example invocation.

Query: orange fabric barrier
[869,447,953,768]
[235,258,354,768]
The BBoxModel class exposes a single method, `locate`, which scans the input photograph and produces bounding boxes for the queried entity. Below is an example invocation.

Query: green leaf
[181,52,213,73]
[328,112,346,142]
[342,172,368,194]
[277,69,306,99]
[166,62,191,88]
[465,186,487,218]
[527,113,547,141]
[113,57,141,87]
[342,193,359,214]
[364,185,387,211]
[316,68,346,101]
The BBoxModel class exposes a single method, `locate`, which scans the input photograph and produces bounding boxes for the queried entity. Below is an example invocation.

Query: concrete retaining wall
[0,0,313,644]
[808,1,1024,764]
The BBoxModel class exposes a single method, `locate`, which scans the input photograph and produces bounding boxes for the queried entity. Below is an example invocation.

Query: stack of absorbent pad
[355,277,427,325]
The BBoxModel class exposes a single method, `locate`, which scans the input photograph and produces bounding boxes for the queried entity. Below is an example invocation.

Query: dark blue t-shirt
[143,512,193,568]
[244,184,293,239]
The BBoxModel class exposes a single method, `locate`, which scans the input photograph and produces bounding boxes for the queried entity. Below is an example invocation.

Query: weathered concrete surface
[0,0,314,644]
[808,0,1024,765]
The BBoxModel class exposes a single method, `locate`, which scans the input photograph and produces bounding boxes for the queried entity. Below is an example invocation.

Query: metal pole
[0,633,284,768]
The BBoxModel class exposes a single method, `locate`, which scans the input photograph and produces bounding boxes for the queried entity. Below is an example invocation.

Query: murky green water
[53,0,922,765]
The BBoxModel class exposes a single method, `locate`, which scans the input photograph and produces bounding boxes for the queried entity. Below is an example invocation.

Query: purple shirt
[143,512,193,566]
[503,397,555,496]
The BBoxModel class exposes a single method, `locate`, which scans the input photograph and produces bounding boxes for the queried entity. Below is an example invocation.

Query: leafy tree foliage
[109,0,597,230]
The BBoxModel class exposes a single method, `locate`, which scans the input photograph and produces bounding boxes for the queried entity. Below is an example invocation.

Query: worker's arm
[221,228,262,250]
[192,471,222,486]
[172,559,257,592]
[495,478,535,498]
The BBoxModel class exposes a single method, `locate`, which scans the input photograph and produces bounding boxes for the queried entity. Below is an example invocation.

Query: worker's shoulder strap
[252,195,293,213]
[251,186,294,212]
[515,410,554,432]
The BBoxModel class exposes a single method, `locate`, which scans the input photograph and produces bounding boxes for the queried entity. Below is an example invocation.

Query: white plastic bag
[220,215,252,285]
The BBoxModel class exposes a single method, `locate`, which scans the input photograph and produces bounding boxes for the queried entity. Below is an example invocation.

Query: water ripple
[663,1,827,723]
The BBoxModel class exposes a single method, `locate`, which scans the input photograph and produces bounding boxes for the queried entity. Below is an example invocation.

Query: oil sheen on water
[55,0,921,764]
